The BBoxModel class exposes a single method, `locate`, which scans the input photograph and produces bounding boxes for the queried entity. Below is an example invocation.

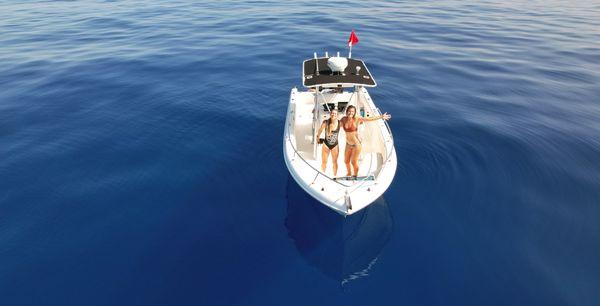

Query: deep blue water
[1,1,600,305]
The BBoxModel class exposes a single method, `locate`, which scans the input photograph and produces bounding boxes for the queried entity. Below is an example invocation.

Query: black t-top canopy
[302,57,377,88]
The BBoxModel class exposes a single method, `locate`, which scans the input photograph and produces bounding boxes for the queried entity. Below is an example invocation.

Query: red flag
[347,30,359,46]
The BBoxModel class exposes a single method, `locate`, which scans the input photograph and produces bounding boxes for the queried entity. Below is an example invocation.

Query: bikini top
[343,118,358,132]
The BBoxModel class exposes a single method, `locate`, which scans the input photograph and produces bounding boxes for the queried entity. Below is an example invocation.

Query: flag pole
[347,30,357,58]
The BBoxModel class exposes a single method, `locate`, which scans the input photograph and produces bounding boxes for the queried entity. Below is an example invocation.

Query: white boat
[283,54,397,215]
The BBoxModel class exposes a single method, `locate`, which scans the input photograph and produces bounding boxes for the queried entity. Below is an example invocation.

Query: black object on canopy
[302,57,377,88]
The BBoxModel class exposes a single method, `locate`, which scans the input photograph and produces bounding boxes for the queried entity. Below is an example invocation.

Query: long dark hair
[344,105,358,131]
[327,108,339,124]
[346,105,356,118]
[328,108,338,125]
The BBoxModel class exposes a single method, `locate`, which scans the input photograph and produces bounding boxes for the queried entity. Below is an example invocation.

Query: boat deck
[285,87,396,215]
[292,91,384,182]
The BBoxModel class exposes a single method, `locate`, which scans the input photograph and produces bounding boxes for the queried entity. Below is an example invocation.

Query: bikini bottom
[346,140,362,148]
[324,142,338,150]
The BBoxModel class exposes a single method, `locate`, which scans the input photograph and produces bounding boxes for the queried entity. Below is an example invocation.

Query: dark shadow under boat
[285,177,393,284]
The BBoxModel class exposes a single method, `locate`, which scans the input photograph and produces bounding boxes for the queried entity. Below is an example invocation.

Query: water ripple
[1,1,599,305]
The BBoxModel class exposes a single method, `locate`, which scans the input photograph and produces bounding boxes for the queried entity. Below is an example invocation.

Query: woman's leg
[351,144,362,177]
[331,146,339,176]
[344,145,352,176]
[321,145,330,172]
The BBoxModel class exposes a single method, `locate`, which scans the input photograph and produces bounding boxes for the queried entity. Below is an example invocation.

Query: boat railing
[285,101,347,188]
[285,88,391,193]
[285,134,349,188]
[376,107,395,176]
[286,130,375,190]
[358,85,395,179]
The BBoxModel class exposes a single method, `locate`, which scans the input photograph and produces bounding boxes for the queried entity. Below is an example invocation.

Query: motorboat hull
[283,87,397,215]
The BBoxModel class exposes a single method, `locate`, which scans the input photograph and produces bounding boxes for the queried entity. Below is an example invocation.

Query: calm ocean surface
[1,1,599,305]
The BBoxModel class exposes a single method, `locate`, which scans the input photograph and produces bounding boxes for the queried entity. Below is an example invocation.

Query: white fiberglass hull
[283,87,397,215]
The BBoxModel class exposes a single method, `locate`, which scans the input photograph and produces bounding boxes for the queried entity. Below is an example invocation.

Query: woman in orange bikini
[341,105,391,179]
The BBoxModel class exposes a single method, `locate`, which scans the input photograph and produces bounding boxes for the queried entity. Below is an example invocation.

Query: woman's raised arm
[359,112,391,122]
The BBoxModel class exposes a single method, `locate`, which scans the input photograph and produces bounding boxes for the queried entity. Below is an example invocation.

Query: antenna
[314,52,319,76]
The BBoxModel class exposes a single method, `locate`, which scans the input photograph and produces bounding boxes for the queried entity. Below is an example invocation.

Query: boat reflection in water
[285,178,393,285]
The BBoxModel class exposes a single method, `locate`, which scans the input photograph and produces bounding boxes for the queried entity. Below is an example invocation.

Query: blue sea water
[1,0,600,305]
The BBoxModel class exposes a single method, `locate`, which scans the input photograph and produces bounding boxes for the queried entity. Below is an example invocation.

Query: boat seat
[322,103,336,112]
[322,101,349,112]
